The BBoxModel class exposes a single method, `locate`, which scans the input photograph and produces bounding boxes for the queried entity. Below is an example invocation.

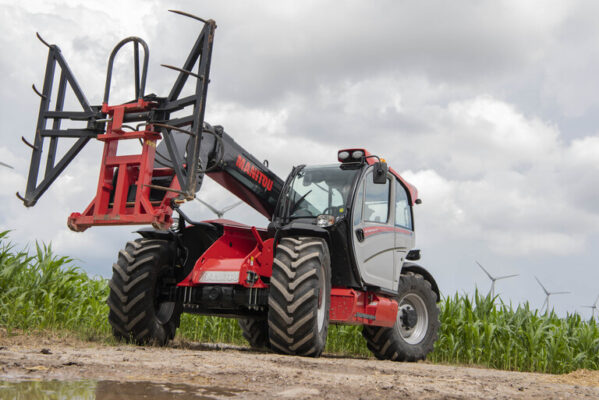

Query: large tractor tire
[267,237,331,357]
[107,238,182,345]
[362,272,439,361]
[238,319,270,349]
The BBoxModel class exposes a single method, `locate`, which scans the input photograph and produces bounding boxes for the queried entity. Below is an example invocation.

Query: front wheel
[107,238,182,345]
[362,272,439,361]
[267,237,331,357]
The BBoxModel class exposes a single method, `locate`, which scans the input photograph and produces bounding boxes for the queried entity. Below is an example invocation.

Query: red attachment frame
[329,288,398,327]
[67,100,179,232]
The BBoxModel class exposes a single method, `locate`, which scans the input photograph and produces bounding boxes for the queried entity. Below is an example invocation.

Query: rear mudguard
[401,262,440,301]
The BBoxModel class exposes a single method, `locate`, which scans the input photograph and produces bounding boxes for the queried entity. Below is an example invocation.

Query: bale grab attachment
[18,10,217,231]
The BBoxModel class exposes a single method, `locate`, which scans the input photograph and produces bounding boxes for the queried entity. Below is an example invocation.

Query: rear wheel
[362,272,439,361]
[107,238,182,345]
[268,237,331,357]
[238,319,270,349]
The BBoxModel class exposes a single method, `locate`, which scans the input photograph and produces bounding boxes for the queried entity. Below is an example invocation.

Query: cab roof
[337,148,419,205]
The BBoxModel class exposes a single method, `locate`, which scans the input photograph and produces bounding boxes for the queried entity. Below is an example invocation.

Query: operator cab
[272,149,420,294]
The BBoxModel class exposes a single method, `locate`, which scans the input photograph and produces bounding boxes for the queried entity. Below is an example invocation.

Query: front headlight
[316,214,335,227]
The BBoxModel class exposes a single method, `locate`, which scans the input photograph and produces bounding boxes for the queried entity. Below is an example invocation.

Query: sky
[1,0,598,317]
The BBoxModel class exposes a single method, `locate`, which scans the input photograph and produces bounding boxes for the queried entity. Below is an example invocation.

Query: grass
[1,231,597,374]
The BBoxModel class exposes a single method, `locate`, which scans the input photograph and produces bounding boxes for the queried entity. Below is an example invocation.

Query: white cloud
[397,95,599,258]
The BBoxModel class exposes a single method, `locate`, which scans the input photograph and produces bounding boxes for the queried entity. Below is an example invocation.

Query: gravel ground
[0,332,598,399]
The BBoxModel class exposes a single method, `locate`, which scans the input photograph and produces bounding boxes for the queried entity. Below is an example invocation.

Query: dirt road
[0,333,598,399]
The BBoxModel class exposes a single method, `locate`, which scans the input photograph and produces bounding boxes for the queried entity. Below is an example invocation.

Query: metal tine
[36,32,54,48]
[31,84,47,99]
[143,183,188,196]
[16,192,26,202]
[168,9,210,24]
[0,161,14,169]
[153,122,196,136]
[160,64,205,81]
[21,136,40,151]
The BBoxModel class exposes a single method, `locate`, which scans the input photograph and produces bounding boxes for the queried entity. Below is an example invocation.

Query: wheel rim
[316,263,326,331]
[396,293,428,344]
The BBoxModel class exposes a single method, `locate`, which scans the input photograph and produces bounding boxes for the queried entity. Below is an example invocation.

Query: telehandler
[19,10,439,361]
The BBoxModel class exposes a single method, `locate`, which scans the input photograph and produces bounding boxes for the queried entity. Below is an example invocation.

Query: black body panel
[328,218,362,288]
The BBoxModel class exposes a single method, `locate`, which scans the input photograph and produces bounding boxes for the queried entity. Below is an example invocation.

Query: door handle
[355,228,364,242]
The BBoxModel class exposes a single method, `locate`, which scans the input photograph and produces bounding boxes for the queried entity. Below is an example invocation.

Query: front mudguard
[401,262,441,302]
[136,227,178,241]
[274,221,331,245]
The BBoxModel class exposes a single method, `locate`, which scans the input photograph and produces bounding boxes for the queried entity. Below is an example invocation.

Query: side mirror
[373,161,388,184]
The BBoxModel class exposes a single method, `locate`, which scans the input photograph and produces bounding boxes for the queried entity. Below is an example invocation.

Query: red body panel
[329,288,398,327]
[178,220,273,288]
[362,226,414,238]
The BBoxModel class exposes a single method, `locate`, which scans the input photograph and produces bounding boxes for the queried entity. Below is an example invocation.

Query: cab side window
[364,173,390,223]
[352,181,364,226]
[395,180,413,230]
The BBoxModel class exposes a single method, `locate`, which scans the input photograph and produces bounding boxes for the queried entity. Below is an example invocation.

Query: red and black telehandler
[19,10,440,360]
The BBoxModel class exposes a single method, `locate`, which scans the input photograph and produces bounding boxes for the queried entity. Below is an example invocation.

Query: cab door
[351,170,395,291]
[393,178,415,286]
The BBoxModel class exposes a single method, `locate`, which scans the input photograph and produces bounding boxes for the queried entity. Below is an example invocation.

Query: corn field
[0,231,110,340]
[1,231,597,374]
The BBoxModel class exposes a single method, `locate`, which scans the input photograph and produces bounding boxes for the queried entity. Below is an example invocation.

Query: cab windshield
[284,164,360,219]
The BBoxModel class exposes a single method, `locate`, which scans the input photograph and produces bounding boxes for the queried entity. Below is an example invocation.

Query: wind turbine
[196,198,243,219]
[582,293,599,319]
[535,276,570,313]
[475,261,519,298]
[0,161,13,169]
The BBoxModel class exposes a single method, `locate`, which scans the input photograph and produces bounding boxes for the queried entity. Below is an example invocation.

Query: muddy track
[0,334,598,399]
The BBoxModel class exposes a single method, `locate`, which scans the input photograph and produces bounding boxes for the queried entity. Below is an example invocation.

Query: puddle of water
[0,380,244,399]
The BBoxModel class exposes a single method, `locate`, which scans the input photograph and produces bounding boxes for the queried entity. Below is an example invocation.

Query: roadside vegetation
[1,232,597,374]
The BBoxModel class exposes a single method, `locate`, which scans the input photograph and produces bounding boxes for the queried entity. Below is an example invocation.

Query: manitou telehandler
[19,10,440,361]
